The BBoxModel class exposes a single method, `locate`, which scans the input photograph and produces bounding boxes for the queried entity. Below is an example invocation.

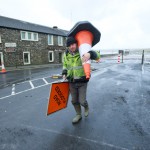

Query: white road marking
[17,75,52,85]
[11,84,15,95]
[0,65,116,100]
[0,80,60,100]
[29,81,35,89]
[21,124,128,150]
[42,78,48,84]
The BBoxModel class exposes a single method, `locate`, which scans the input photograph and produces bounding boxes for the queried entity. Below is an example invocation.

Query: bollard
[141,50,144,65]
[122,52,123,63]
[118,54,120,63]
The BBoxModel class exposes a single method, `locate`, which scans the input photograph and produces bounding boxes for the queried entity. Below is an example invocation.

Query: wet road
[0,67,62,89]
[0,59,150,150]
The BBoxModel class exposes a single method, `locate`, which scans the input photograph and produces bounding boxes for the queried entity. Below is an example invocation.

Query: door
[62,52,65,63]
[48,51,54,62]
[59,53,62,63]
[23,52,31,65]
[0,52,3,66]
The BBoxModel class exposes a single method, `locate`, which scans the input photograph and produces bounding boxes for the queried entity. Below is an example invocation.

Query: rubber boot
[84,106,89,117]
[72,105,82,124]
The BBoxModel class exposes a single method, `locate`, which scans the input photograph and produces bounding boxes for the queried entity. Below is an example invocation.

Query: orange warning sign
[47,82,69,115]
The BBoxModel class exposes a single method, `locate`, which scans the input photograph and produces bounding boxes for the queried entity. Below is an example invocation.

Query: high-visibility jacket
[62,49,100,82]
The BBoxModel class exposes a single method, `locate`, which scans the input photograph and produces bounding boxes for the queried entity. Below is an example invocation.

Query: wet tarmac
[0,67,61,89]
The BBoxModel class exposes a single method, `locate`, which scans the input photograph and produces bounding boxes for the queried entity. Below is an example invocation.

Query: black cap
[66,36,77,47]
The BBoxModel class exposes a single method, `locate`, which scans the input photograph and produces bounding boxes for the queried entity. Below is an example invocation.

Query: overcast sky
[0,0,150,49]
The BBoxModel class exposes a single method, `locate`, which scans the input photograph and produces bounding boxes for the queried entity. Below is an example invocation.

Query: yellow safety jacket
[62,49,100,82]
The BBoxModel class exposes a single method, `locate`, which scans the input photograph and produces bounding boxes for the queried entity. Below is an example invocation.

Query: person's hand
[82,53,91,63]
[63,75,67,80]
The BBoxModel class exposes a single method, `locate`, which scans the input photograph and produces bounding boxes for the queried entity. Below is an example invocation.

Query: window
[28,32,32,40]
[21,32,26,40]
[58,36,63,46]
[21,31,38,41]
[48,51,54,62]
[48,35,53,45]
[0,35,1,43]
[33,33,38,41]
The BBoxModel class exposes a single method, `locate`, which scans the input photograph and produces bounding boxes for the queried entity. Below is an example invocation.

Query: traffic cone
[0,62,7,74]
[67,21,101,79]
[75,30,93,79]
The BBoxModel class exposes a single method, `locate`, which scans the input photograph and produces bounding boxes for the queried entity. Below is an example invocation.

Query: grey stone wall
[0,27,66,67]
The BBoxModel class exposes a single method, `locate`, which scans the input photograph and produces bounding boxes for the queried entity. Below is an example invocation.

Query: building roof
[0,16,68,36]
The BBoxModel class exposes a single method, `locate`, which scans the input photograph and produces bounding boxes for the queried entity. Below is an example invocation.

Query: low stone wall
[100,53,118,57]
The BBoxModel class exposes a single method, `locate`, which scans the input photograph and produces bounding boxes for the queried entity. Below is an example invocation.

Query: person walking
[62,36,100,124]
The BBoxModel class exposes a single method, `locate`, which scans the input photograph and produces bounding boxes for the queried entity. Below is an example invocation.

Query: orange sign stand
[47,82,70,115]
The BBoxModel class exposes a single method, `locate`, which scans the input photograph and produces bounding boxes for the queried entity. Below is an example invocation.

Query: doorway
[59,53,64,63]
[23,52,31,65]
[0,52,3,66]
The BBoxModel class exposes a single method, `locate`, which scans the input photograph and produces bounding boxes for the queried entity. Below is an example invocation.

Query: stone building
[0,16,68,67]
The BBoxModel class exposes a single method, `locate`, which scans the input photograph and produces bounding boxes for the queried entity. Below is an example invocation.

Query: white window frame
[58,36,63,46]
[0,35,2,43]
[21,31,38,41]
[33,33,38,41]
[48,51,54,62]
[27,32,32,40]
[23,52,31,65]
[21,31,27,40]
[48,35,54,45]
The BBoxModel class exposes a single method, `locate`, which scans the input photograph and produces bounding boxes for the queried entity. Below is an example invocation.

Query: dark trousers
[69,82,88,107]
